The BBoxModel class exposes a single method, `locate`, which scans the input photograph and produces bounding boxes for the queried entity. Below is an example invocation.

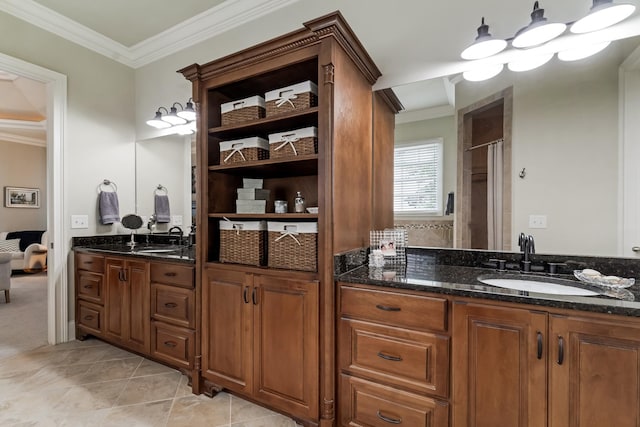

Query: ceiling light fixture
[461,17,507,60]
[512,2,567,48]
[570,0,636,34]
[557,40,611,61]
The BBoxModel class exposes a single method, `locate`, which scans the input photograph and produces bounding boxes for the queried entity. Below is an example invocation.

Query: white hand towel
[99,191,120,225]
[155,194,171,223]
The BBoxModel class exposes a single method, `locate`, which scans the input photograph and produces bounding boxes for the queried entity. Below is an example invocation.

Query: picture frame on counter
[4,186,40,208]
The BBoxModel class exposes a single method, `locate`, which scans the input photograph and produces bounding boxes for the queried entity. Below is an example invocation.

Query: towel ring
[98,179,117,193]
[155,184,168,196]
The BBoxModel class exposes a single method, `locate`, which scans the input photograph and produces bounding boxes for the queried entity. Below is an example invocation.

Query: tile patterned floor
[0,338,299,426]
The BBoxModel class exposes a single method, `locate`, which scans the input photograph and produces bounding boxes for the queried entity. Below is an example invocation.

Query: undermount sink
[132,246,183,254]
[478,275,600,296]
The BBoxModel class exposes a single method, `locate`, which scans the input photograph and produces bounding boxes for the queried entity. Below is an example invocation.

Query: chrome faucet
[147,214,157,234]
[168,226,184,245]
[518,233,535,272]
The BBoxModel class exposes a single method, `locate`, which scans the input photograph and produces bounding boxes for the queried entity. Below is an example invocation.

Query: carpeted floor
[0,271,48,359]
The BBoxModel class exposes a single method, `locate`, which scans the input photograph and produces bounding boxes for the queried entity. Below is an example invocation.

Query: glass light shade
[162,107,187,125]
[571,1,636,34]
[146,112,171,129]
[174,124,195,135]
[462,38,508,60]
[508,51,554,72]
[512,22,567,47]
[558,41,611,61]
[463,63,504,81]
[177,100,196,121]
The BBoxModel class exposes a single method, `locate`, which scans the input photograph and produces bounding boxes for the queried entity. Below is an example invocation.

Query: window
[394,138,443,216]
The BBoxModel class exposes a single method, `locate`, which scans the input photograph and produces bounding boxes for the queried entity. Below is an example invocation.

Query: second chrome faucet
[518,233,536,272]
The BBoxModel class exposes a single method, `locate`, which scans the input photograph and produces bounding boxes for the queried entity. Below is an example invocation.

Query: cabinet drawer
[77,270,103,304]
[340,319,449,398]
[150,262,194,288]
[76,253,104,273]
[340,375,449,427]
[340,285,448,332]
[151,283,195,328]
[77,300,104,336]
[151,321,194,370]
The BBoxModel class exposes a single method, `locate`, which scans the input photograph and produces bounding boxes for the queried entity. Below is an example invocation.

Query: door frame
[455,87,513,250]
[0,52,68,344]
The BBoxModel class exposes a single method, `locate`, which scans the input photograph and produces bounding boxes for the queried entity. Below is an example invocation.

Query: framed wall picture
[4,187,40,208]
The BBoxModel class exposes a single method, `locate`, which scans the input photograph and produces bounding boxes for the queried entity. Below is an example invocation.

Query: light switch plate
[529,214,547,229]
[172,215,183,226]
[71,215,89,229]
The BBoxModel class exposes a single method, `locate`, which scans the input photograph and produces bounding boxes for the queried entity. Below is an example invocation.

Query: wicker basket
[267,222,317,271]
[268,127,318,159]
[265,81,318,117]
[219,137,269,164]
[221,96,265,126]
[219,221,266,266]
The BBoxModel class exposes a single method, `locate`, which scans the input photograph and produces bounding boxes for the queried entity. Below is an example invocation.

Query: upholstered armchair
[0,230,48,272]
[0,253,11,303]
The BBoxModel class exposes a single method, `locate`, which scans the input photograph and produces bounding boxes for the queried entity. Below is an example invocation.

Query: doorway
[0,52,68,344]
[455,87,512,251]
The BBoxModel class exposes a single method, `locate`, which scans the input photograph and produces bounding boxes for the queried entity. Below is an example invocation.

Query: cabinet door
[452,302,547,427]
[549,315,640,427]
[253,275,319,420]
[104,258,126,343]
[202,268,253,394]
[123,260,149,353]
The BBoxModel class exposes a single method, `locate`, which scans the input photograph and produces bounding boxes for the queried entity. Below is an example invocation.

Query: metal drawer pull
[557,336,564,365]
[83,285,93,289]
[377,411,402,424]
[164,341,177,348]
[252,288,258,305]
[243,286,250,304]
[377,352,403,362]
[84,261,93,264]
[84,315,94,321]
[164,272,177,277]
[375,304,401,312]
[537,331,543,359]
[164,302,178,308]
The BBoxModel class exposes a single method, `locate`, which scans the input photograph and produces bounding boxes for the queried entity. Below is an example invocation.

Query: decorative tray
[574,269,635,289]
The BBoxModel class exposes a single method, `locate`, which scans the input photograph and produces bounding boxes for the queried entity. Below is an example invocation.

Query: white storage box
[242,178,263,189]
[221,95,265,125]
[265,81,318,117]
[219,137,269,164]
[268,126,318,159]
[237,188,270,200]
[267,221,318,271]
[219,220,266,266]
[236,199,266,214]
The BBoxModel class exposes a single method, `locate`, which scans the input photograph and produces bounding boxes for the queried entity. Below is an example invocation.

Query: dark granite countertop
[74,244,195,264]
[337,263,640,317]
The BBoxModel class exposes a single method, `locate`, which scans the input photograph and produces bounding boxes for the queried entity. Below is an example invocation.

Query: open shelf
[208,213,318,220]
[209,154,318,178]
[209,107,318,140]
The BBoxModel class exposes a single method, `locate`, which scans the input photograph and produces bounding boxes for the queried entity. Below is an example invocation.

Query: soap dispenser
[294,191,305,213]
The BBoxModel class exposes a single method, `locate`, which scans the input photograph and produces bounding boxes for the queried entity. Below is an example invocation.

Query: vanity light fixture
[461,17,507,60]
[512,2,567,48]
[146,107,172,129]
[462,63,504,82]
[176,98,196,121]
[557,40,611,61]
[163,103,188,125]
[507,49,554,72]
[570,0,636,34]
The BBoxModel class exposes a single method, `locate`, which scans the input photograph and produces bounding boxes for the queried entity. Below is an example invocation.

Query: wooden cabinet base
[340,375,449,427]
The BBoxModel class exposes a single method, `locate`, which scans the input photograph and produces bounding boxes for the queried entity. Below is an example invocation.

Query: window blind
[394,139,443,215]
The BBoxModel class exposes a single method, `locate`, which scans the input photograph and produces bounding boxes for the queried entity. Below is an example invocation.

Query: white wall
[0,11,137,239]
[456,45,626,256]
[0,140,47,230]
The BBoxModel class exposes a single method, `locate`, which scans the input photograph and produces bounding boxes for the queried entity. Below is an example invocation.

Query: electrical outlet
[529,214,547,229]
[172,215,183,226]
[71,215,89,229]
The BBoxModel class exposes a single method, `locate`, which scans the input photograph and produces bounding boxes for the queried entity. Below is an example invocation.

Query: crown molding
[0,0,301,69]
[0,118,46,130]
[396,104,455,125]
[0,131,46,147]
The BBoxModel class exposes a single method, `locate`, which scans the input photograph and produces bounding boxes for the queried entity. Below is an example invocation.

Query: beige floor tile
[99,345,140,361]
[133,358,177,377]
[166,393,231,427]
[116,371,181,406]
[36,408,111,427]
[0,383,69,424]
[0,368,40,399]
[101,399,173,427]
[20,362,95,391]
[76,356,142,384]
[174,374,192,398]
[230,394,278,423]
[53,379,129,412]
[231,414,298,427]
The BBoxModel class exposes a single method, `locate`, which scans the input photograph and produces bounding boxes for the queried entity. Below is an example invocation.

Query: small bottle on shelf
[294,191,305,213]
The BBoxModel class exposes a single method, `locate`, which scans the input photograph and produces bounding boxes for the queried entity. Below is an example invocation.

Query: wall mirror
[393,35,640,258]
[135,134,194,235]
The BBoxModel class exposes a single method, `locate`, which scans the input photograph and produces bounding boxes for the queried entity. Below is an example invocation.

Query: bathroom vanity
[336,249,640,427]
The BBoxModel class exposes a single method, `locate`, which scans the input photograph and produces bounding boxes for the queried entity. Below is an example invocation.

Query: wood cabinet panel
[77,270,103,304]
[105,258,125,342]
[253,275,319,419]
[549,315,640,427]
[125,260,150,353]
[340,374,449,427]
[151,320,195,370]
[340,285,448,332]
[452,302,547,427]
[77,300,103,336]
[151,283,195,328]
[76,253,104,273]
[150,263,194,289]
[340,318,449,398]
